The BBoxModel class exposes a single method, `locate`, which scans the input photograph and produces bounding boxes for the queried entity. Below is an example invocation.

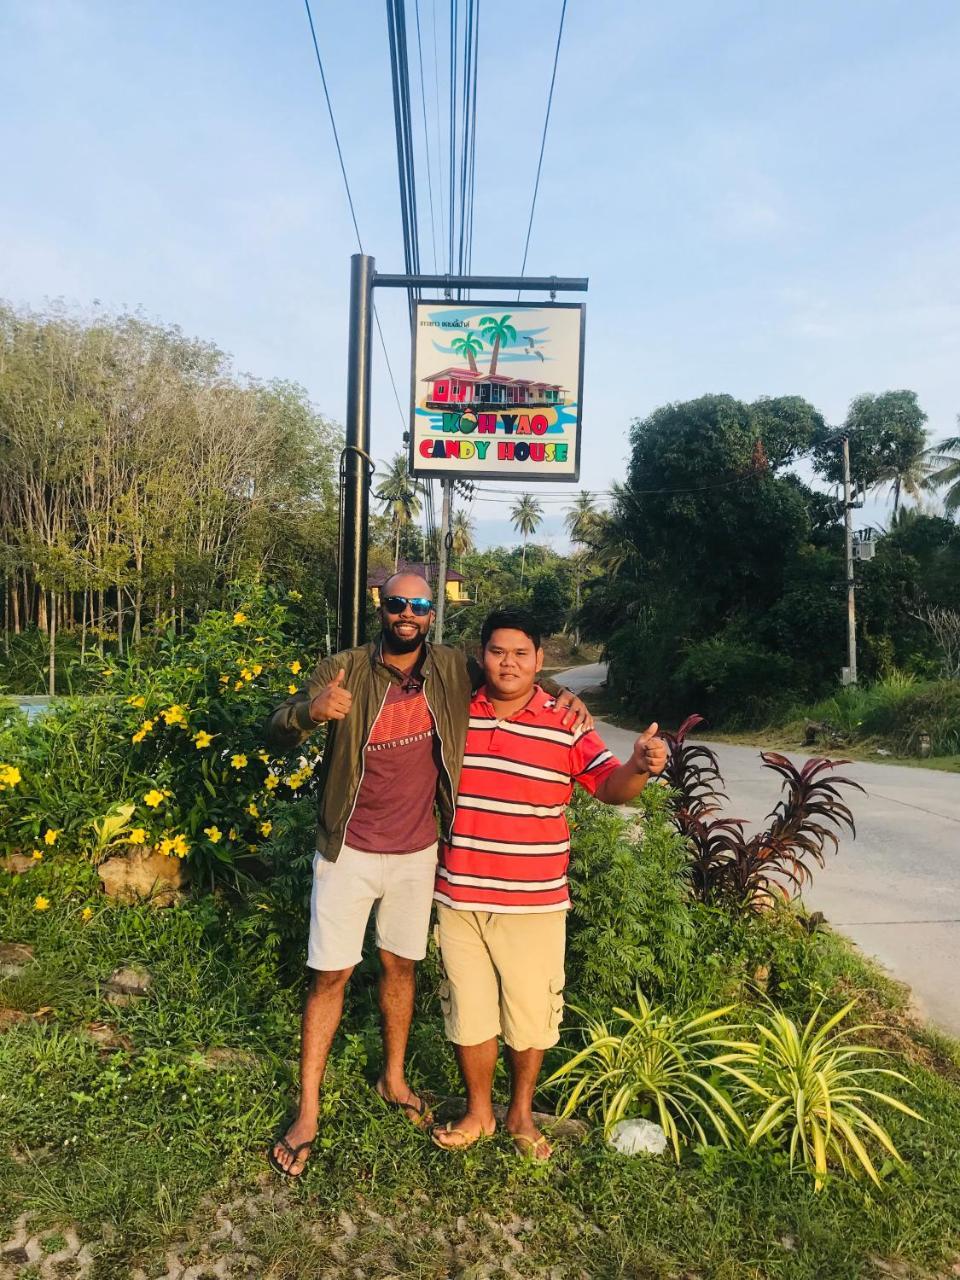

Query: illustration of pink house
[423,367,567,409]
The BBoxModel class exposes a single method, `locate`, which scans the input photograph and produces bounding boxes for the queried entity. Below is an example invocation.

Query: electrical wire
[516,0,568,296]
[414,0,439,272]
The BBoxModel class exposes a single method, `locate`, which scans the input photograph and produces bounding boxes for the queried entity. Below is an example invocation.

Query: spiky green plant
[726,1000,923,1191]
[544,989,746,1160]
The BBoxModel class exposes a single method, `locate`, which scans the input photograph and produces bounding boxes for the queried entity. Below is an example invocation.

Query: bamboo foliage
[0,303,340,683]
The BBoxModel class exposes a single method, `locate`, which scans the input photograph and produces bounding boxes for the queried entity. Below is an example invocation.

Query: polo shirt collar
[474,682,549,719]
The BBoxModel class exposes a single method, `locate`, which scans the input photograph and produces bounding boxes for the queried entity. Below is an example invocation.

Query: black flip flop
[374,1084,434,1129]
[267,1134,314,1179]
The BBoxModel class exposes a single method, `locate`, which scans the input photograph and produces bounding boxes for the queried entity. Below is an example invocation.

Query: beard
[381,619,428,655]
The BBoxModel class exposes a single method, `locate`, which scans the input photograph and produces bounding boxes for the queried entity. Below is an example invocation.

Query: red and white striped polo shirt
[434,684,620,914]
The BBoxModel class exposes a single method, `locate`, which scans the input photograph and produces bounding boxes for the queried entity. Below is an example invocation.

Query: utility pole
[434,479,452,642]
[842,435,857,685]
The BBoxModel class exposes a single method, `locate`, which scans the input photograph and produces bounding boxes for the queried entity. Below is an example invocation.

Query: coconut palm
[510,494,543,584]
[478,314,517,377]
[565,493,598,645]
[450,509,475,572]
[374,452,422,570]
[924,428,960,515]
[450,332,483,374]
[876,441,936,516]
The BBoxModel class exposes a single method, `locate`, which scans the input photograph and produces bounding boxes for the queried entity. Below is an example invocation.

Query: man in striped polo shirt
[432,607,667,1160]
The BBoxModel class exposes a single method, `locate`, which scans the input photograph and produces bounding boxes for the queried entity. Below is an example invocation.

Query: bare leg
[272,965,353,1174]
[505,1046,551,1159]
[375,948,430,1122]
[432,1037,498,1148]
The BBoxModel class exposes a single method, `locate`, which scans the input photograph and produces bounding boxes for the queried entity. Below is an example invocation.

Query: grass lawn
[3,839,960,1280]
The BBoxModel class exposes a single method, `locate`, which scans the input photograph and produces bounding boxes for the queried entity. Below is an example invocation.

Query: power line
[516,0,568,297]
[414,0,439,272]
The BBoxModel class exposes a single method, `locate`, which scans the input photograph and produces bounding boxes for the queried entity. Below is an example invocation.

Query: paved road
[561,663,960,1037]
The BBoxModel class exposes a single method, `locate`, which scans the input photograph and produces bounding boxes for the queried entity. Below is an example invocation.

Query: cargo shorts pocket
[548,974,565,1033]
[438,978,452,1016]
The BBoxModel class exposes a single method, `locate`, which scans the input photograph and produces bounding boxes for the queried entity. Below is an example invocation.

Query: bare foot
[375,1077,434,1128]
[271,1115,317,1176]
[431,1111,496,1150]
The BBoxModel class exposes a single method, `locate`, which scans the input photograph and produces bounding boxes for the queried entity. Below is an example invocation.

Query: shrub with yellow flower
[0,764,22,791]
[260,821,273,837]
[126,695,146,708]
[44,829,60,846]
[144,789,165,809]
[246,801,259,818]
[204,825,223,843]
[264,775,279,791]
[252,663,263,677]
[289,660,302,675]
[287,683,298,695]
[231,753,248,770]
[193,730,213,749]
[160,705,187,727]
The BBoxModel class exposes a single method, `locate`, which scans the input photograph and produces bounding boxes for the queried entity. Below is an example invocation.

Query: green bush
[783,674,960,757]
[566,785,695,1009]
[0,586,321,884]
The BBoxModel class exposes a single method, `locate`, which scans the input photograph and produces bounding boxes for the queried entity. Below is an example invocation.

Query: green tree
[478,314,517,377]
[924,425,960,516]
[450,333,483,373]
[510,495,543,584]
[814,391,930,515]
[374,453,422,571]
[450,509,475,572]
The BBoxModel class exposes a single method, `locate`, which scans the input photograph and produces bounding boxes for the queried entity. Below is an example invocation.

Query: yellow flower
[101,668,115,678]
[44,829,59,846]
[204,825,223,844]
[142,719,155,733]
[264,775,279,791]
[161,705,186,727]
[194,731,213,749]
[127,695,146,708]
[288,683,298,695]
[246,801,259,818]
[257,750,269,763]
[34,895,50,912]
[233,611,247,625]
[81,906,93,922]
[128,828,147,845]
[144,789,165,809]
[231,753,248,770]
[259,821,273,837]
[132,728,147,744]
[158,836,175,856]
[240,668,253,682]
[234,680,244,692]
[284,772,302,790]
[219,674,229,685]
[288,590,303,601]
[171,833,189,859]
[0,764,22,790]
[32,849,43,861]
[289,660,302,675]
[228,827,238,841]
[252,663,263,677]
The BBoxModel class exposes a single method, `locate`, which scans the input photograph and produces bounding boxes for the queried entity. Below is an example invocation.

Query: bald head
[378,571,435,657]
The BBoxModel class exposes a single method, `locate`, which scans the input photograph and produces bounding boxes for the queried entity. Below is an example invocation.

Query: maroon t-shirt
[344,675,441,854]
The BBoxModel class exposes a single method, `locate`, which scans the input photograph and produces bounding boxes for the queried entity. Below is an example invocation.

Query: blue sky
[2,0,958,548]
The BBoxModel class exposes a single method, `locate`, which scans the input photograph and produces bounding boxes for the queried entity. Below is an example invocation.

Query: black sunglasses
[382,595,433,617]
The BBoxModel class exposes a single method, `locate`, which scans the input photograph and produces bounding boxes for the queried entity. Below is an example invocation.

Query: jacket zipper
[336,682,390,858]
[422,670,455,841]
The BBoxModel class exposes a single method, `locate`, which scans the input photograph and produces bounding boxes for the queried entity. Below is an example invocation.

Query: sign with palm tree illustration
[409,299,585,481]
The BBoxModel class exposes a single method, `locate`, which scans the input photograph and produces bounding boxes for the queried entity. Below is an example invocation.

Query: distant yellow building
[368,561,471,608]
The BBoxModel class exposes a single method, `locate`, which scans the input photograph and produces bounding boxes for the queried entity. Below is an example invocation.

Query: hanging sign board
[408,300,585,481]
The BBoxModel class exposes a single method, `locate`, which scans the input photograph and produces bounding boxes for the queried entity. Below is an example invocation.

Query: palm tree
[450,332,483,374]
[510,494,543,584]
[478,314,517,377]
[374,452,422,570]
[876,442,936,516]
[450,509,475,572]
[565,493,598,644]
[924,428,960,516]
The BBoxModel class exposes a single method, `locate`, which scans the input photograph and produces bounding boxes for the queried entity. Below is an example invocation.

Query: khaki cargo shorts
[435,904,566,1051]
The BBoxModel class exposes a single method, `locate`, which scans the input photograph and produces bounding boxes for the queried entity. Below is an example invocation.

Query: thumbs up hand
[309,669,353,723]
[631,722,667,776]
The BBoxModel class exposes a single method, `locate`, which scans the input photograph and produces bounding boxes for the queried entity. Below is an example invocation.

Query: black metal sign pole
[338,252,375,651]
[336,261,587,651]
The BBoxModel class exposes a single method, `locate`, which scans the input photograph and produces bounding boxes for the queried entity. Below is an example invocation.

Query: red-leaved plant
[665,720,864,911]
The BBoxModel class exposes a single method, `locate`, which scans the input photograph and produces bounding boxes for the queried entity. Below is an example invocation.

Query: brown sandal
[375,1082,435,1129]
[512,1133,553,1161]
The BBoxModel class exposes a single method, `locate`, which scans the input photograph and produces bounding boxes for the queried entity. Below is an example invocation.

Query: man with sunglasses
[264,571,592,1176]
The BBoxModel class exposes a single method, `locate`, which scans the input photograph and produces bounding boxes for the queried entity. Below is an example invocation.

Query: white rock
[606,1119,669,1156]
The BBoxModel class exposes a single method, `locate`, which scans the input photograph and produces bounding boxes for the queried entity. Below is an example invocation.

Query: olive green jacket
[264,640,564,862]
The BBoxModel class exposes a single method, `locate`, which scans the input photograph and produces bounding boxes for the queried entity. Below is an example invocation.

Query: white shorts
[307,841,438,971]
